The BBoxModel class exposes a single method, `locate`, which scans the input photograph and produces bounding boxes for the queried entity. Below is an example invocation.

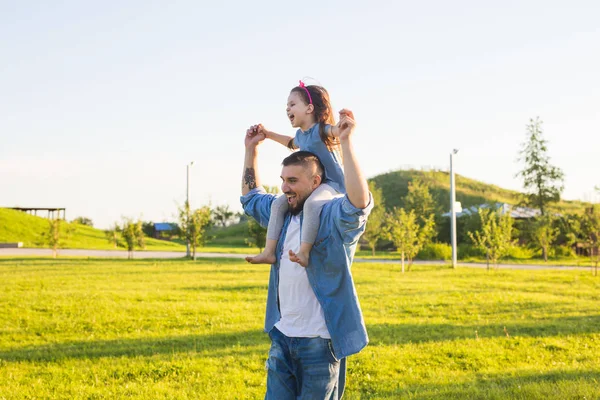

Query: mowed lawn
[0,259,599,399]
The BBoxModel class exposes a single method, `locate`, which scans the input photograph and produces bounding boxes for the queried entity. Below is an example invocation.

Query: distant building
[153,223,178,240]
[442,203,542,219]
[9,207,66,220]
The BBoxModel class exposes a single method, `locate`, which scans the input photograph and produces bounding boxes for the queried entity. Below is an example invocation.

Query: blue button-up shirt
[241,187,373,359]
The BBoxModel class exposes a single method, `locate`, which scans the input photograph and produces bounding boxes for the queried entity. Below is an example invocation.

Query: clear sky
[2,1,599,229]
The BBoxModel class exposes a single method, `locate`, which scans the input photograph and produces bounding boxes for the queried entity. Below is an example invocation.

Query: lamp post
[186,161,194,258]
[450,149,458,269]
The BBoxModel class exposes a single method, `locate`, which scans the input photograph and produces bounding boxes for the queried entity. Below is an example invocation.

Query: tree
[468,208,515,270]
[404,178,437,219]
[580,206,600,276]
[531,215,559,262]
[72,216,93,227]
[362,181,386,256]
[178,202,212,260]
[120,218,145,259]
[212,205,236,227]
[246,185,279,251]
[119,218,146,259]
[247,218,267,251]
[556,213,581,250]
[39,218,73,258]
[141,221,155,237]
[404,178,437,243]
[385,208,435,273]
[105,223,121,249]
[517,117,565,216]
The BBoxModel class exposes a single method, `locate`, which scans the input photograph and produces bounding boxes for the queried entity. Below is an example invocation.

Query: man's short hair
[282,151,325,180]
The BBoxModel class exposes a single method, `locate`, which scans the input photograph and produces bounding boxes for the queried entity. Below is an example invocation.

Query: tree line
[361,117,599,274]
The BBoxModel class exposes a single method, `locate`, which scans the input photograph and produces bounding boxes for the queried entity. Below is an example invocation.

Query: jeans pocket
[326,339,340,364]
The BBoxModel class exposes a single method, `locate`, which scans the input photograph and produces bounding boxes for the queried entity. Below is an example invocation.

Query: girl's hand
[337,109,356,140]
[256,124,272,139]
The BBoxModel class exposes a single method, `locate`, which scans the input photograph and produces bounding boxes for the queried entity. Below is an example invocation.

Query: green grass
[1,258,599,399]
[0,208,185,251]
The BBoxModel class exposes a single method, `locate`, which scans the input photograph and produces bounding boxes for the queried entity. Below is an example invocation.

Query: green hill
[370,169,589,215]
[0,208,185,251]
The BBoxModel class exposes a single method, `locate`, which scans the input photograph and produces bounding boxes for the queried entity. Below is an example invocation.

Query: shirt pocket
[311,234,340,276]
[313,234,330,250]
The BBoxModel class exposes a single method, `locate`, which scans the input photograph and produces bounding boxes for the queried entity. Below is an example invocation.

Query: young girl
[245,81,346,267]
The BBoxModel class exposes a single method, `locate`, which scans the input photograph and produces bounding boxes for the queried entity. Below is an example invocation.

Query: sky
[1,1,599,229]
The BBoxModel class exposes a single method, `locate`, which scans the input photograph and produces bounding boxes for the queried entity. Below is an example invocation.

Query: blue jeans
[265,327,346,399]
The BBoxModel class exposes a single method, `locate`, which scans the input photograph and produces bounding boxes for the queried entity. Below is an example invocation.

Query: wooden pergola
[10,207,66,220]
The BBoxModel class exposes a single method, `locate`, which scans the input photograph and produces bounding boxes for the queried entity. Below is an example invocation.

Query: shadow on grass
[182,284,268,292]
[0,329,268,363]
[361,370,600,399]
[367,314,600,345]
[4,315,599,364]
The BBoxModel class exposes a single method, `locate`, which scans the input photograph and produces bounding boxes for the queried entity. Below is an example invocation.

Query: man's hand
[337,109,356,141]
[245,124,266,148]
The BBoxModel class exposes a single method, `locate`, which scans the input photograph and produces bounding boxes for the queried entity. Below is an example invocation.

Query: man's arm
[338,110,369,209]
[242,126,265,195]
[240,126,277,228]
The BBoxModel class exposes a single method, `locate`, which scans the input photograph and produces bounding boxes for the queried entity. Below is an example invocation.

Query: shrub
[552,245,576,258]
[416,243,452,260]
[504,246,535,259]
[457,244,485,259]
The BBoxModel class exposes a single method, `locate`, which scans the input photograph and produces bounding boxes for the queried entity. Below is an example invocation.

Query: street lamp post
[450,150,458,269]
[186,161,194,258]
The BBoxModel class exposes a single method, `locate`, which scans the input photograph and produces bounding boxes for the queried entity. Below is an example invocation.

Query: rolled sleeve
[240,187,276,228]
[333,192,374,244]
[341,192,374,216]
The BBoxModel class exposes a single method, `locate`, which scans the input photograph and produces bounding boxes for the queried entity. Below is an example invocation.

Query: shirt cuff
[341,192,374,215]
[240,187,267,205]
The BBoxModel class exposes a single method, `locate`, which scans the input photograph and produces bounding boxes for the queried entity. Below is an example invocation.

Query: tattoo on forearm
[244,168,257,189]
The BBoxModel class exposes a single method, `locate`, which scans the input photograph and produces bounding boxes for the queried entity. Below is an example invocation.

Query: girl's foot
[288,249,309,267]
[245,252,276,264]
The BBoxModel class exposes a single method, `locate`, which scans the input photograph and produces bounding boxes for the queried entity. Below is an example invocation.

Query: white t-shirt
[274,215,331,339]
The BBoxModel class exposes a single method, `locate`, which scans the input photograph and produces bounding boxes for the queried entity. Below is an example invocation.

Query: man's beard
[288,196,307,216]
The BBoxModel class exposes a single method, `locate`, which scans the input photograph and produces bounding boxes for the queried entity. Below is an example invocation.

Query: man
[240,110,372,399]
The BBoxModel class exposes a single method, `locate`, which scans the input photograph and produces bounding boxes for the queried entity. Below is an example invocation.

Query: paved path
[0,248,595,270]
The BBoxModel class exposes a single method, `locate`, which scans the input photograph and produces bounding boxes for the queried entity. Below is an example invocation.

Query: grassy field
[0,208,185,251]
[1,258,599,399]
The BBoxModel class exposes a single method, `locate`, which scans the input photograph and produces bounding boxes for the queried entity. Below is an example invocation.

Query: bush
[457,244,485,259]
[455,244,534,260]
[416,243,452,260]
[552,245,576,258]
[504,246,535,259]
[72,216,93,227]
